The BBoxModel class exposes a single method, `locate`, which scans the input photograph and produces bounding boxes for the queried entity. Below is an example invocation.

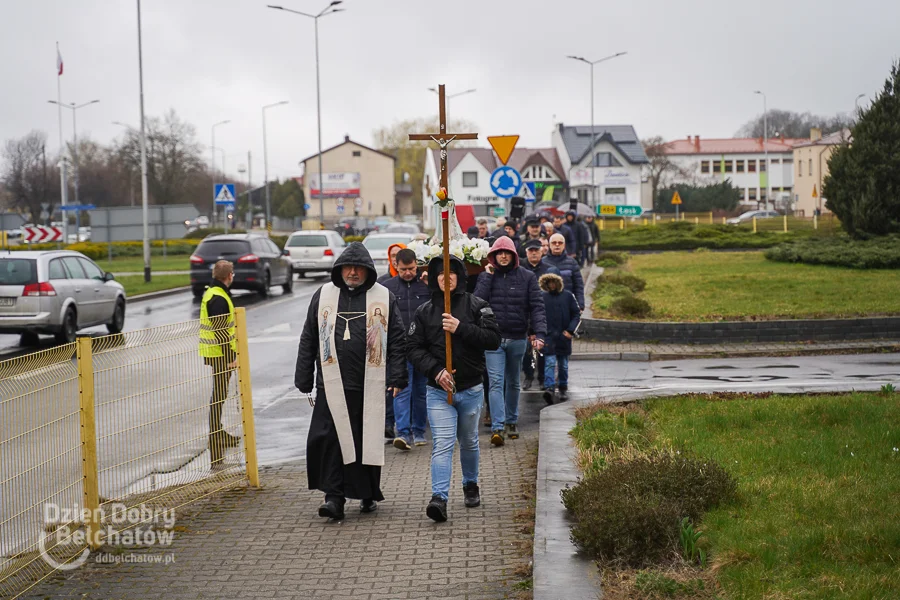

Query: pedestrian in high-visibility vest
[199,260,241,465]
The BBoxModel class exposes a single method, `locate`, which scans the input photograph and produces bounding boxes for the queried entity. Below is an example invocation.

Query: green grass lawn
[619,251,900,321]
[573,392,900,599]
[99,254,192,273]
[118,274,190,297]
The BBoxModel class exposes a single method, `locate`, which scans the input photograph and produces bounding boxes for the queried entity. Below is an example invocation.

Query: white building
[421,147,567,229]
[551,124,648,208]
[663,136,805,207]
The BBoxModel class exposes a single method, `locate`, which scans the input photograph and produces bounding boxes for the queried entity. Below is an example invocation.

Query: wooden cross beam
[409,84,478,404]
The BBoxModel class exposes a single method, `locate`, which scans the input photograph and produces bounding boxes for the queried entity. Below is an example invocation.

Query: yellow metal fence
[597,212,840,233]
[0,307,258,598]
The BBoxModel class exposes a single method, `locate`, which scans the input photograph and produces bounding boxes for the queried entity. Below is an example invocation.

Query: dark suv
[190,234,293,298]
[334,216,369,238]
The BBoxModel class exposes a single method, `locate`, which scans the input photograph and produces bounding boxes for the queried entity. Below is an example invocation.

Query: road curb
[127,286,192,304]
[569,342,900,362]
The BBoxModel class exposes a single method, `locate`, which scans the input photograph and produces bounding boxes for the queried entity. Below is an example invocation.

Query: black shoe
[558,389,568,402]
[426,495,448,522]
[463,482,481,508]
[360,499,378,513]
[506,423,519,440]
[522,378,533,391]
[542,389,554,405]
[318,500,345,520]
[539,384,546,392]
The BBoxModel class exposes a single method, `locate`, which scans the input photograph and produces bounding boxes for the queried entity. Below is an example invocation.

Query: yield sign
[24,225,62,243]
[488,135,519,166]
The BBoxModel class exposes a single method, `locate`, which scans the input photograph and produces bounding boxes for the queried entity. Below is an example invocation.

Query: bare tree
[642,136,685,206]
[736,109,854,138]
[372,116,478,214]
[114,109,206,207]
[1,131,59,224]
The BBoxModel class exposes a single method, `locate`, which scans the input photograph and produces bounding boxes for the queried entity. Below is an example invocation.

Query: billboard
[309,172,361,198]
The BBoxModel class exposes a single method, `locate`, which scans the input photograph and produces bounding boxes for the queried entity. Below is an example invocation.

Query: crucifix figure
[409,84,478,404]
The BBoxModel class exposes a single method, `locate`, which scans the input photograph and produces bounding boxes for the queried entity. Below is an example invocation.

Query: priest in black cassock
[295,243,407,520]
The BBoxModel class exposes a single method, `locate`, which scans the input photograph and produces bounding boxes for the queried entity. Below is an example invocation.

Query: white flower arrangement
[408,236,490,266]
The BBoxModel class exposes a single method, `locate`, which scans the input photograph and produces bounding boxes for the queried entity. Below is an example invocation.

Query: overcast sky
[2,0,897,182]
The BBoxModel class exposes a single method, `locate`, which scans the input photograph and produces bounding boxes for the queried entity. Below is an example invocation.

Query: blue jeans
[394,361,427,439]
[543,354,569,389]
[427,384,483,501]
[485,338,528,430]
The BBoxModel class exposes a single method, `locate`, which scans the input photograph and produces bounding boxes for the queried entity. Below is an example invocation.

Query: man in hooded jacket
[295,242,408,520]
[474,236,546,445]
[408,255,501,522]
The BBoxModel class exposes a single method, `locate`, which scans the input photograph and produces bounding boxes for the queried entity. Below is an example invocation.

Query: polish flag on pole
[56,44,63,76]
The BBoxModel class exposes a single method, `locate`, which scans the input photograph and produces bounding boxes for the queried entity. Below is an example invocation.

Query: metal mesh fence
[0,309,257,598]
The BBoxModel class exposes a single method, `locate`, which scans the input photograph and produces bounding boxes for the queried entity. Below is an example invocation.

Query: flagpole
[56,42,68,235]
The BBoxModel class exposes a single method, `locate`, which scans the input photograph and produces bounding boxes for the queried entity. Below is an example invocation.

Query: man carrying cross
[295,242,408,520]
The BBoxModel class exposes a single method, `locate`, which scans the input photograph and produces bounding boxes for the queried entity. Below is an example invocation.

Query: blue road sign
[303,203,311,210]
[336,205,345,214]
[59,204,96,211]
[522,182,536,203]
[213,183,236,205]
[490,166,523,199]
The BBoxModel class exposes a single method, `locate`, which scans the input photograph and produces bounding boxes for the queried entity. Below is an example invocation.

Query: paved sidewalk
[25,415,539,599]
[571,338,900,361]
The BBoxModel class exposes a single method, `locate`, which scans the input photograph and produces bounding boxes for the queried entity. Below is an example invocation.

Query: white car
[727,210,780,225]
[282,230,346,278]
[362,233,417,276]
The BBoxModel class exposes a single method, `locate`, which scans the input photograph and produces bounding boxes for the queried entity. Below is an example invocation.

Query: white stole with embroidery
[317,282,389,466]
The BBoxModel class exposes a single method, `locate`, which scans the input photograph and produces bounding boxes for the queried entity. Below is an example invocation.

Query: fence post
[619,219,624,230]
[753,217,757,233]
[814,214,818,230]
[783,214,788,233]
[722,216,726,225]
[600,219,605,231]
[694,217,699,225]
[234,307,260,488]
[709,211,713,224]
[76,338,101,550]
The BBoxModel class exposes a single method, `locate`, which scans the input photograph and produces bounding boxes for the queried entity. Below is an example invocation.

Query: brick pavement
[23,415,539,600]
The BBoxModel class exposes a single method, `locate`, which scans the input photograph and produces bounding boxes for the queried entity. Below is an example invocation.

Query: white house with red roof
[663,135,806,208]
[421,146,567,229]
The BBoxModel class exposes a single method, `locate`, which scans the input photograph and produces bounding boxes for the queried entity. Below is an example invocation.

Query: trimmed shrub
[764,235,900,269]
[23,240,199,260]
[610,295,652,318]
[601,272,647,293]
[596,251,629,265]
[561,452,737,565]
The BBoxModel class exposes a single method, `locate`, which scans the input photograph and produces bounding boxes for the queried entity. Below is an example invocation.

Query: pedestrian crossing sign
[214,183,236,205]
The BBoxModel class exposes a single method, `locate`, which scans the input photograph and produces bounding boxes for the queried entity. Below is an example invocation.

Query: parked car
[361,232,417,276]
[0,250,126,345]
[369,217,396,232]
[383,222,420,235]
[190,233,293,298]
[334,216,369,238]
[282,230,346,278]
[726,210,780,225]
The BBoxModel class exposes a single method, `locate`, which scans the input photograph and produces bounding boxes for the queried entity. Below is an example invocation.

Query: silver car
[282,230,346,278]
[0,250,126,345]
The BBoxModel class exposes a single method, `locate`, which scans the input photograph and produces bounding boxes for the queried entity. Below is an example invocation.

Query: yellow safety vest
[199,286,237,359]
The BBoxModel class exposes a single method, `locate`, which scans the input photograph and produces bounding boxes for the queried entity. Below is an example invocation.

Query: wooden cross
[409,84,478,404]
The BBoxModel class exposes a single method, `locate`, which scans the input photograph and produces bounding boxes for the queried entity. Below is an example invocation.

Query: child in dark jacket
[538,273,580,404]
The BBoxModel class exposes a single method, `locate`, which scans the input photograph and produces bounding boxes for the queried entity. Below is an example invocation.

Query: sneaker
[506,423,519,440]
[490,430,505,447]
[426,495,448,522]
[463,482,481,508]
[317,500,345,520]
[360,499,378,513]
[413,434,428,446]
[522,378,533,391]
[542,390,554,405]
[393,437,411,451]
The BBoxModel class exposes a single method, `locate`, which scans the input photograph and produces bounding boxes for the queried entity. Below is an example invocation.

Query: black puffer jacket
[381,272,430,328]
[473,236,547,340]
[295,242,408,393]
[408,256,501,392]
[544,252,585,310]
[539,273,580,356]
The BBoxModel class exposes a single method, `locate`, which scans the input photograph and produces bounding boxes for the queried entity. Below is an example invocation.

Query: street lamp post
[268,2,344,226]
[136,0,152,281]
[48,99,99,236]
[567,52,626,207]
[211,120,231,230]
[427,87,476,120]
[262,101,289,233]
[754,90,770,211]
[854,93,866,116]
